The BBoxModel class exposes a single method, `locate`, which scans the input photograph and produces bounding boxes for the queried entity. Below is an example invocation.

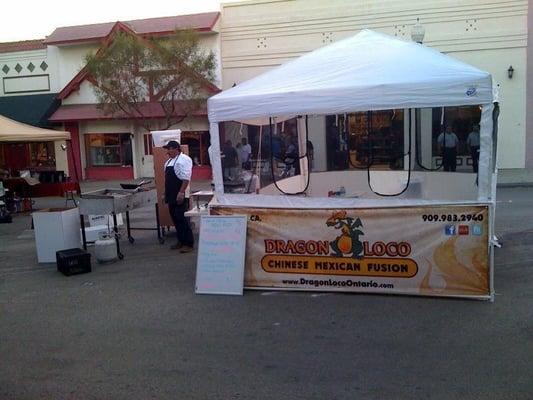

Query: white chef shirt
[467,131,480,147]
[241,143,252,162]
[437,132,459,148]
[164,153,193,181]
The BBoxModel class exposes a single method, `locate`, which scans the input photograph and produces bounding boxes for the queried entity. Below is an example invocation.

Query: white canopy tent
[0,114,70,142]
[208,29,496,206]
[207,30,498,299]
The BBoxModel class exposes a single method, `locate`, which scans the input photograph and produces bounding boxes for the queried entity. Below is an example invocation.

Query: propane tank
[94,232,118,263]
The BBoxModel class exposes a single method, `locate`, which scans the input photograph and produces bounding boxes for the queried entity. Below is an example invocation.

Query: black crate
[56,248,91,276]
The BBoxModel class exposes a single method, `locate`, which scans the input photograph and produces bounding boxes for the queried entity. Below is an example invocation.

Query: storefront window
[181,131,210,166]
[29,142,55,169]
[143,132,211,166]
[326,110,404,171]
[426,106,481,172]
[431,106,481,156]
[86,133,133,167]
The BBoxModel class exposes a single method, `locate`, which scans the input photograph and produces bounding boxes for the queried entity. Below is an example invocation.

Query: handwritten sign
[195,215,247,295]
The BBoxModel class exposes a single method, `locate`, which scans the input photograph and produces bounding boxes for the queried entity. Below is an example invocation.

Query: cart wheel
[128,236,135,244]
[159,237,165,244]
[118,253,124,260]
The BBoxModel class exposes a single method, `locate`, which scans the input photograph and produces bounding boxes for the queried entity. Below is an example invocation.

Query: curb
[497,182,533,188]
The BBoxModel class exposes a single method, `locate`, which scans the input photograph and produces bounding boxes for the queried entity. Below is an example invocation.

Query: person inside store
[467,123,481,173]
[163,140,194,253]
[240,137,252,170]
[36,146,48,165]
[235,141,243,169]
[437,124,460,172]
[222,140,239,181]
[282,135,300,177]
[306,139,314,170]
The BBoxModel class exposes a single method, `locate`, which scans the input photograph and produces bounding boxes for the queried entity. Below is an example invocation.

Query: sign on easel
[195,215,247,295]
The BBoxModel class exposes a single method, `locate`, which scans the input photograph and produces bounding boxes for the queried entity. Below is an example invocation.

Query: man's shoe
[170,243,183,250]
[180,245,194,253]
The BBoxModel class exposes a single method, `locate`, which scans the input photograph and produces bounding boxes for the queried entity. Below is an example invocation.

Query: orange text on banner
[261,255,418,278]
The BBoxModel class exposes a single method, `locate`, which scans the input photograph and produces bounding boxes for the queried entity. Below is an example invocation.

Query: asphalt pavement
[0,187,531,400]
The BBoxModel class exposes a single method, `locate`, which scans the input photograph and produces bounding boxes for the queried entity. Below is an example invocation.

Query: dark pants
[168,199,194,247]
[442,148,457,172]
[470,146,479,173]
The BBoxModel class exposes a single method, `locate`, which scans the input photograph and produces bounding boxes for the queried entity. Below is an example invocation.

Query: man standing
[283,135,300,176]
[437,125,460,172]
[163,140,194,253]
[240,137,252,169]
[222,140,238,181]
[467,124,480,173]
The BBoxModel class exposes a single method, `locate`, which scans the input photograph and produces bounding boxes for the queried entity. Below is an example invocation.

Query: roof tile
[0,39,46,54]
[44,12,220,45]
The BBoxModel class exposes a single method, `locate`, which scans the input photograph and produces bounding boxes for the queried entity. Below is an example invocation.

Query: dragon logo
[326,211,364,258]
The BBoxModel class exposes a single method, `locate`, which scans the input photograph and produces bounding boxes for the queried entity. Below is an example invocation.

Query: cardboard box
[88,213,123,227]
[80,225,110,243]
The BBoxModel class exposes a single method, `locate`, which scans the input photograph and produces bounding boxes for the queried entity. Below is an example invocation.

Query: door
[141,134,155,178]
[4,143,30,171]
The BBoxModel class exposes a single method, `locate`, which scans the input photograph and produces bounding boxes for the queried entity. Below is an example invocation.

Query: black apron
[165,157,182,204]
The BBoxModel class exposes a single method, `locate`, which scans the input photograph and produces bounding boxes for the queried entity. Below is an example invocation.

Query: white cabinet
[33,208,81,263]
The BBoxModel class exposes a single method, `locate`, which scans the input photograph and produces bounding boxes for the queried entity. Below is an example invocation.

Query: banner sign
[211,204,490,298]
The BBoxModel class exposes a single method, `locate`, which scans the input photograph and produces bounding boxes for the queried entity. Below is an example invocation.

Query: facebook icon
[445,225,456,235]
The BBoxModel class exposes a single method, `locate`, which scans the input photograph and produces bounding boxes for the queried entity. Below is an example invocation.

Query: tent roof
[208,30,493,122]
[0,114,70,142]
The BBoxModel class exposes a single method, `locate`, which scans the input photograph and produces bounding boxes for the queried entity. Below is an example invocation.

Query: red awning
[49,102,208,122]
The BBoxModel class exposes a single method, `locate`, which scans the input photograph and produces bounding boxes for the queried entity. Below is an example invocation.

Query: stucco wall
[220,0,529,169]
[200,31,223,88]
[62,80,97,105]
[54,43,100,89]
[452,48,527,168]
[0,48,52,96]
[526,0,533,167]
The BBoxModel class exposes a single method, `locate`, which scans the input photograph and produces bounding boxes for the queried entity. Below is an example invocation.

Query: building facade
[0,1,531,180]
[219,0,531,170]
[0,12,222,181]
[0,40,69,177]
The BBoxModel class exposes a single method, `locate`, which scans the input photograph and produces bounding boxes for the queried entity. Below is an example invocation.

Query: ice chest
[56,248,91,276]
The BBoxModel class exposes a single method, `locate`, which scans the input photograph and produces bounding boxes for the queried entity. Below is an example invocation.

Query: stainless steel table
[78,188,162,259]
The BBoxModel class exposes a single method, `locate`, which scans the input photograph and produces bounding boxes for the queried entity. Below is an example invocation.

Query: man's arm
[178,178,189,195]
[176,179,189,205]
[437,134,443,152]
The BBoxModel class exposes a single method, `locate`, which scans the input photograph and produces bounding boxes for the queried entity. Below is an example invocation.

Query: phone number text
[422,214,484,222]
